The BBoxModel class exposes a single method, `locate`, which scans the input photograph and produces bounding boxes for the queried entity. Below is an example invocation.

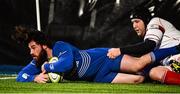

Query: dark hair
[12,25,53,49]
[130,6,152,25]
[27,31,53,48]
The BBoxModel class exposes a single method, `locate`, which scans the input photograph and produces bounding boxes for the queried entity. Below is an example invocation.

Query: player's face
[28,40,47,61]
[131,18,146,38]
[28,40,48,67]
[28,40,43,60]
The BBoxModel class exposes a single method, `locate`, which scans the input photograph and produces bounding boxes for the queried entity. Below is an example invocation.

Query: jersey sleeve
[120,39,156,56]
[144,17,165,46]
[16,60,41,82]
[44,41,74,73]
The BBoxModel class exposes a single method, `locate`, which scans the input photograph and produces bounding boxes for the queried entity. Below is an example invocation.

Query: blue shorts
[94,55,123,83]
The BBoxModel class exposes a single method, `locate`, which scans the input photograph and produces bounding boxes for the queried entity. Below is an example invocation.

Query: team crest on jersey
[22,73,29,79]
[58,51,67,57]
[50,64,54,70]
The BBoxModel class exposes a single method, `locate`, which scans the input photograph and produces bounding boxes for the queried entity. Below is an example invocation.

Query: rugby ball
[48,57,63,83]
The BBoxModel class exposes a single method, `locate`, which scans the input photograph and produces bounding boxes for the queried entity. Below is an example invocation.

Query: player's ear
[42,45,48,50]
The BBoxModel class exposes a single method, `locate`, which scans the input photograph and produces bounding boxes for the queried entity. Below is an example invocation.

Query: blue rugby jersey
[44,41,110,81]
[17,41,120,82]
[16,60,41,82]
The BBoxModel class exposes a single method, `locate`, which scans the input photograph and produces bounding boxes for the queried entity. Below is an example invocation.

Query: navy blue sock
[150,46,180,63]
[141,62,160,78]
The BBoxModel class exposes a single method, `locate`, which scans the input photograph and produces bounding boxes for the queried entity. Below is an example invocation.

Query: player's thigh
[111,73,144,84]
[120,54,151,73]
[149,66,170,82]
[94,62,118,83]
[120,55,139,72]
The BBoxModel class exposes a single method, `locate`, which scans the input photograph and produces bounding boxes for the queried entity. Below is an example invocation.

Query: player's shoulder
[149,17,161,23]
[151,17,161,20]
[53,41,79,51]
[54,41,75,50]
[54,41,70,46]
[149,17,169,24]
[55,41,67,44]
[148,17,172,28]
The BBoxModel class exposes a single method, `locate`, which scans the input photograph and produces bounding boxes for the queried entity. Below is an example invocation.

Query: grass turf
[0,78,180,93]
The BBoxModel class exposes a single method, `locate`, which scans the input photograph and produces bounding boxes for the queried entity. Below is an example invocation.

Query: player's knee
[149,67,166,82]
[149,68,156,80]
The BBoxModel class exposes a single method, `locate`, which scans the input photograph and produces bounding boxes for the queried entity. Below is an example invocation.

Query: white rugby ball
[48,57,63,83]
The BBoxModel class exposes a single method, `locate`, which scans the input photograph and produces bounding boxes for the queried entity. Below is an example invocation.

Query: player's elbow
[16,72,25,82]
[16,75,26,82]
[16,72,34,82]
[16,76,34,82]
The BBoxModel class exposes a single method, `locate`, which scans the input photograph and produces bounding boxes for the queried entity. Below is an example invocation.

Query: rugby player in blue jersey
[14,26,180,84]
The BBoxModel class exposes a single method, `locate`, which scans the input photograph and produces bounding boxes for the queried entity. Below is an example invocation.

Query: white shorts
[162,54,180,66]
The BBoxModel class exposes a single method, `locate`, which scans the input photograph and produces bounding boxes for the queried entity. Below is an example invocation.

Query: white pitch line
[0,77,16,80]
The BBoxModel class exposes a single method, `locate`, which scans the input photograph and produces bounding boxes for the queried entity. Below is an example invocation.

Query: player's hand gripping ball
[48,57,63,83]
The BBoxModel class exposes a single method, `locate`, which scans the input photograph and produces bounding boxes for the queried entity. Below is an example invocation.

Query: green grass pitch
[0,77,180,93]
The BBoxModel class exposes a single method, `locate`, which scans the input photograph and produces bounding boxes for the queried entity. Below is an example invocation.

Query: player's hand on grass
[34,71,49,83]
[107,48,121,59]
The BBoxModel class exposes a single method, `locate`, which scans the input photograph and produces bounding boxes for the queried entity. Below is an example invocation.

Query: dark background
[0,0,179,66]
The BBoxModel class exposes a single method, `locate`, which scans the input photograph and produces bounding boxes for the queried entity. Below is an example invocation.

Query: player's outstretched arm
[16,60,41,82]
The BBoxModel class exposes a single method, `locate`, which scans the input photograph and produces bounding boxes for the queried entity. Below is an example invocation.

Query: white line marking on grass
[0,77,16,79]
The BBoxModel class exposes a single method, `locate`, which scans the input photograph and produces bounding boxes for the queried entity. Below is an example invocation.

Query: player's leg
[111,73,144,84]
[120,45,180,73]
[95,70,144,84]
[149,66,170,82]
[120,54,152,73]
[163,71,180,85]
[149,66,180,85]
[94,58,144,84]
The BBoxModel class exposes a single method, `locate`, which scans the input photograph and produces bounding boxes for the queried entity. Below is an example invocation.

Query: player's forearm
[16,71,35,82]
[44,60,73,73]
[16,62,40,82]
[120,39,156,56]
